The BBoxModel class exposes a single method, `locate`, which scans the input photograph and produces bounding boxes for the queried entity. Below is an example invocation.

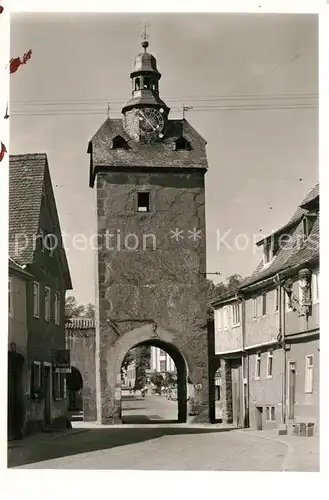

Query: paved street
[8,393,319,471]
[121,391,178,423]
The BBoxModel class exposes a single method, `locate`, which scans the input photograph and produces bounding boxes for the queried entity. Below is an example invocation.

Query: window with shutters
[232,303,240,326]
[45,286,51,322]
[31,361,41,397]
[267,349,273,378]
[33,282,40,318]
[53,371,65,399]
[255,352,261,380]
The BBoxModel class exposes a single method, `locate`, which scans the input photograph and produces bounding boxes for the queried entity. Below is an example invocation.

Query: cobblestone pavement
[8,395,319,471]
[13,427,289,470]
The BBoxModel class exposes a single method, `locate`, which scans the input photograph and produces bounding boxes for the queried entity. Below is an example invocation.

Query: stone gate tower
[88,39,210,424]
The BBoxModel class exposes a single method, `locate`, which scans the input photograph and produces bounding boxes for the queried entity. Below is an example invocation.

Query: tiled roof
[240,184,319,289]
[65,318,96,330]
[256,183,319,246]
[9,154,46,264]
[300,182,319,207]
[9,153,72,289]
[88,118,208,181]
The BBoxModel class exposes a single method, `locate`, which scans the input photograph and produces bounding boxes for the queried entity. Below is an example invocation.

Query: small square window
[137,192,150,212]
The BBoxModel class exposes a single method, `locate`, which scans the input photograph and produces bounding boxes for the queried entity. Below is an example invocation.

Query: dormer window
[263,238,274,265]
[302,214,316,240]
[111,135,129,150]
[173,137,192,151]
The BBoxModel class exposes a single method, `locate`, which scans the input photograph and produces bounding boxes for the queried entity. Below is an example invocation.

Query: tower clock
[122,40,169,142]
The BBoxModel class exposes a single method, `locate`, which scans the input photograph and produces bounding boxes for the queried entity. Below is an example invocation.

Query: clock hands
[138,109,156,131]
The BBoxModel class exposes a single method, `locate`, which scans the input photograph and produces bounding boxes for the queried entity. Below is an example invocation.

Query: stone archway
[96,323,197,424]
[120,338,188,423]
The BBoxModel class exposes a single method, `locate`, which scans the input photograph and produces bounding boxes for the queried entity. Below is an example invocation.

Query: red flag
[0,142,7,162]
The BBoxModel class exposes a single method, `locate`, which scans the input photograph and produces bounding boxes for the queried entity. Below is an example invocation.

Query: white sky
[10,12,318,305]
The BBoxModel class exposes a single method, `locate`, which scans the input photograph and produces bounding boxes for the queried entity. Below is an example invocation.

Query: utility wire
[12,93,318,107]
[11,104,317,117]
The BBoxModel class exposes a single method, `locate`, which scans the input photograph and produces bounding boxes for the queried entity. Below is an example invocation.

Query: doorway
[44,365,52,426]
[7,351,25,440]
[231,359,242,427]
[288,361,296,420]
[255,406,263,430]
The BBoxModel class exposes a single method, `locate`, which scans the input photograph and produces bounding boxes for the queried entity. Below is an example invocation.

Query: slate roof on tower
[88,118,208,186]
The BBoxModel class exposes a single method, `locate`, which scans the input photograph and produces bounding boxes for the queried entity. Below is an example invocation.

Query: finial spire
[141,21,150,51]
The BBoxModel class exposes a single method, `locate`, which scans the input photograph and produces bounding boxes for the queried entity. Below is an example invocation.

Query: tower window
[137,192,150,212]
[173,137,192,151]
[111,135,129,150]
[143,77,150,89]
[135,78,140,91]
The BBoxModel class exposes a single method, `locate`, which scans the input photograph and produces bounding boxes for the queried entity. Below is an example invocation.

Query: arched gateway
[87,38,210,424]
[104,325,190,422]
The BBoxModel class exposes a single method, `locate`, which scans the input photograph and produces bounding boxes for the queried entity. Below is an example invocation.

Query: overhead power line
[12,92,318,107]
[11,103,317,117]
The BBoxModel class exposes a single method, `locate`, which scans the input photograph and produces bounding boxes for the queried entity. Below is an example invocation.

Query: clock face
[137,108,165,141]
[124,108,166,142]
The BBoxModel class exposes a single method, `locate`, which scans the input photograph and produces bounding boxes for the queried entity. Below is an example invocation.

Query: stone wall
[95,168,209,423]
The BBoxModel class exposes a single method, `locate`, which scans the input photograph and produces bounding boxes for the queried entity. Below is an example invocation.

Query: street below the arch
[121,390,178,423]
[8,392,319,471]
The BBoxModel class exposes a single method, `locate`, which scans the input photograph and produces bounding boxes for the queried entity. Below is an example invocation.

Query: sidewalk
[8,428,88,468]
[237,429,320,472]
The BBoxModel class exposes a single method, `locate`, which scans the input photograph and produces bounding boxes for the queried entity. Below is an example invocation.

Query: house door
[288,361,296,420]
[44,366,52,426]
[7,352,25,439]
[231,360,242,427]
[256,406,263,430]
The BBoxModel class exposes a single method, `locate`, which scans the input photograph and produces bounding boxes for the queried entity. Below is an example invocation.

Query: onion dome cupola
[122,40,169,113]
[122,40,170,143]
